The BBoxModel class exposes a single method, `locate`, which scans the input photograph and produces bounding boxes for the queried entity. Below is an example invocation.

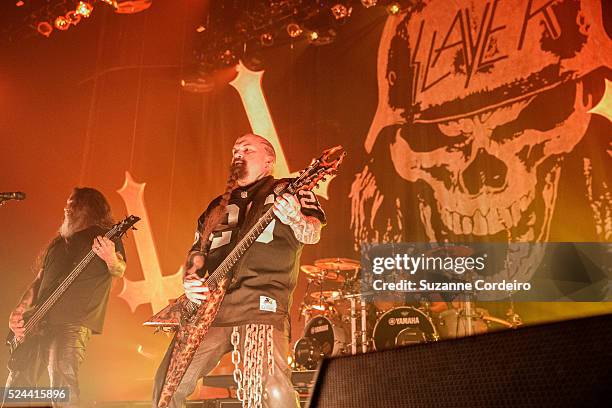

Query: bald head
[232,134,277,186]
[236,134,276,163]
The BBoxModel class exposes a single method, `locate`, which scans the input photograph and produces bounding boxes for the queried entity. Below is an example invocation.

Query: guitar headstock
[290,145,346,193]
[112,215,141,239]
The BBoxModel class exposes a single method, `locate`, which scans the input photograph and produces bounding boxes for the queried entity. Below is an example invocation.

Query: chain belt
[231,324,275,408]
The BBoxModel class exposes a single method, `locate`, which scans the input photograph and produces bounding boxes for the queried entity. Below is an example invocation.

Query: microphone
[0,192,26,200]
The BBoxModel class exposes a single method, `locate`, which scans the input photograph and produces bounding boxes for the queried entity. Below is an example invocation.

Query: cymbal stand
[456,290,478,337]
[463,296,474,336]
[361,297,367,353]
[345,293,368,355]
[506,292,523,327]
[349,296,357,355]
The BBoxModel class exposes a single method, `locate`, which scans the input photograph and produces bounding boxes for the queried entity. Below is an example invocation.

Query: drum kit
[293,257,522,370]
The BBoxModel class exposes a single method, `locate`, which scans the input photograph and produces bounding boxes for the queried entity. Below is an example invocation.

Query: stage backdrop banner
[0,0,610,404]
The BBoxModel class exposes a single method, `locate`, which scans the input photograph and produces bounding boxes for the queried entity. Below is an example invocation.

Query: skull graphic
[351,0,611,289]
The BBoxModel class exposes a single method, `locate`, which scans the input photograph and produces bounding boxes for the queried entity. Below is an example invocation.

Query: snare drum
[302,315,348,357]
[372,307,439,351]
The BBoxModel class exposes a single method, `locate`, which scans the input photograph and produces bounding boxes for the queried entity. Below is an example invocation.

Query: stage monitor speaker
[308,313,612,408]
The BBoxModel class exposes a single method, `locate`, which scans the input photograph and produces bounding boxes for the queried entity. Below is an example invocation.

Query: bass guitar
[6,215,140,369]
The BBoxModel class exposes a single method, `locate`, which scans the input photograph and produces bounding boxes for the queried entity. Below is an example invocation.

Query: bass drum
[302,315,348,357]
[372,307,439,351]
[293,337,323,370]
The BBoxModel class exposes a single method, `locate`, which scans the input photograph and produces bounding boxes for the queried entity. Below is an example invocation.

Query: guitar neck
[22,226,118,336]
[206,207,276,289]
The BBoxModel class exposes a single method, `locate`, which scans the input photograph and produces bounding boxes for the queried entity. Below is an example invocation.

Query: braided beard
[232,159,247,181]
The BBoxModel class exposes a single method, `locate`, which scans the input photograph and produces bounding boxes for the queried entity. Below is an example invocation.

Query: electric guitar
[6,215,140,369]
[154,146,345,408]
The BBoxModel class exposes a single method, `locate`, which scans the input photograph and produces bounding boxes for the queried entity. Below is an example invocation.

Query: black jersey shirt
[190,176,326,330]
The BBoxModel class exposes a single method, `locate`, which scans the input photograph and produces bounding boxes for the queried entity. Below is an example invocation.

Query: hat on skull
[366,0,611,151]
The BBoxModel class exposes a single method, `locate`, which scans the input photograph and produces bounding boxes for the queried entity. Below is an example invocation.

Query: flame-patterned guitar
[152,146,345,408]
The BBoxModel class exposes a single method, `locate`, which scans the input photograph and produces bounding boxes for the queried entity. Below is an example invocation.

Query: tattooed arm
[93,236,126,278]
[273,193,323,244]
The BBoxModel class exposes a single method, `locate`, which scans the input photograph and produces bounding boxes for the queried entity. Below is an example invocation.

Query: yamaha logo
[311,325,329,334]
[388,317,420,326]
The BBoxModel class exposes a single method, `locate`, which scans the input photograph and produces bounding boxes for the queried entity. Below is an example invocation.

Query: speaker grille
[309,313,612,408]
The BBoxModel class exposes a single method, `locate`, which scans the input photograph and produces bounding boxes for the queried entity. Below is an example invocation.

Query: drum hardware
[482,314,515,329]
[361,296,367,353]
[349,296,358,355]
[505,293,523,328]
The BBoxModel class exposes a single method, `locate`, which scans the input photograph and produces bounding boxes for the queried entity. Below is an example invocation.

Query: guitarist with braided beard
[152,134,325,408]
[4,187,126,407]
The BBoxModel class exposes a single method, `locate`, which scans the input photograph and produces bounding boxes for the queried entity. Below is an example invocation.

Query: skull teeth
[498,207,513,229]
[510,201,521,226]
[461,216,473,235]
[472,210,487,235]
[439,191,535,237]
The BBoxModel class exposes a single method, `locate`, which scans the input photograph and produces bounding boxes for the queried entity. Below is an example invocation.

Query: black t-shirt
[190,176,326,330]
[36,226,126,334]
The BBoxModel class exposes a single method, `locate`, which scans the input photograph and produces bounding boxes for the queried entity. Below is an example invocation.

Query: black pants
[4,324,91,407]
[152,325,299,408]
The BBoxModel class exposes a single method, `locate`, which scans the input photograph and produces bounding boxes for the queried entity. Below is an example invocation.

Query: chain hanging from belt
[231,324,275,408]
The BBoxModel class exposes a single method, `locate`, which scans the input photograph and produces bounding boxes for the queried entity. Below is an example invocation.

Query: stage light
[286,23,302,38]
[54,16,70,31]
[220,49,237,65]
[100,0,118,8]
[260,32,274,47]
[361,0,377,7]
[195,25,206,33]
[36,22,53,38]
[16,1,24,6]
[331,4,352,20]
[66,11,82,26]
[307,28,336,45]
[75,1,94,18]
[387,2,401,15]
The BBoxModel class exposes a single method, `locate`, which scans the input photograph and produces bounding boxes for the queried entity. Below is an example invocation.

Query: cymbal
[315,257,360,271]
[301,299,333,312]
[309,290,342,301]
[300,265,325,278]
[301,265,343,281]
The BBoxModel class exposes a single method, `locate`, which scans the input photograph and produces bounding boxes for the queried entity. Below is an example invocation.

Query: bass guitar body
[6,315,45,371]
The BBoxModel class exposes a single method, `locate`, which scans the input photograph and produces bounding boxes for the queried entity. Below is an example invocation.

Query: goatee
[232,159,247,180]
